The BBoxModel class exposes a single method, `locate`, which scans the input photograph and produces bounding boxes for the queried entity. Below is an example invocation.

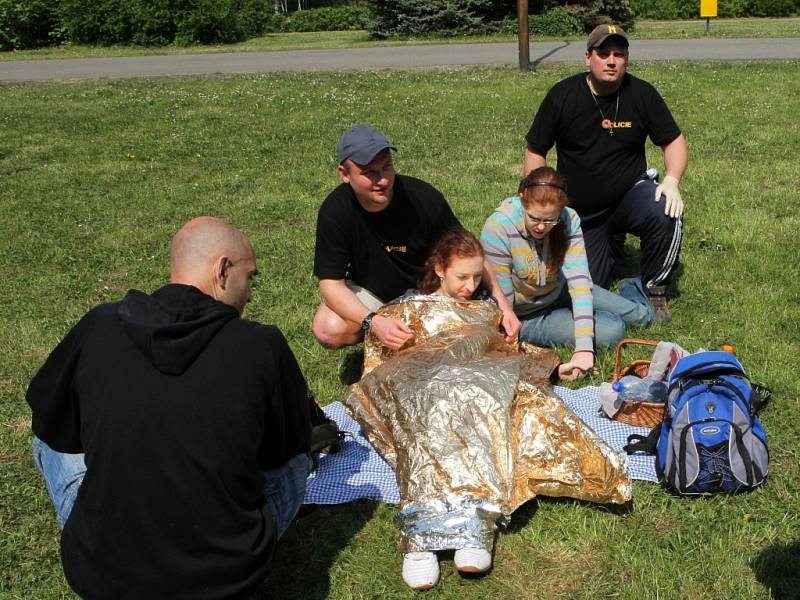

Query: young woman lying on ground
[345,228,631,591]
[481,167,654,380]
[400,228,496,589]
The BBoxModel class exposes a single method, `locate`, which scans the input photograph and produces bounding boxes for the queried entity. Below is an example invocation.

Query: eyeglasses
[525,213,560,227]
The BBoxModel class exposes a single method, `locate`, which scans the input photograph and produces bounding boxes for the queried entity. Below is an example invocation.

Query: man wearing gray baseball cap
[523,24,688,322]
[313,124,520,350]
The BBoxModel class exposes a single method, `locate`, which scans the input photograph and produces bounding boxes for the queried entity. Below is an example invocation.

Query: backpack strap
[624,425,661,455]
[750,383,772,414]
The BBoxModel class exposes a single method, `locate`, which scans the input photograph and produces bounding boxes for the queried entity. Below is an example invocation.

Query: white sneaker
[402,552,439,590]
[454,547,492,573]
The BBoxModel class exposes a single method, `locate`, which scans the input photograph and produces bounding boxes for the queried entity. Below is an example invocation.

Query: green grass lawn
[2,17,800,61]
[1,61,799,598]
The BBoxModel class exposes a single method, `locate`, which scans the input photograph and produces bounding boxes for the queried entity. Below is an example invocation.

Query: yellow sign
[700,0,718,17]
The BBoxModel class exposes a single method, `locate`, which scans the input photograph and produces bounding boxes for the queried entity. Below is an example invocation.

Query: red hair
[418,228,484,294]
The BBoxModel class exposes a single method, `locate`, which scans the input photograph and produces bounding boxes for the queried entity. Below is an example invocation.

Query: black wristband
[360,312,377,332]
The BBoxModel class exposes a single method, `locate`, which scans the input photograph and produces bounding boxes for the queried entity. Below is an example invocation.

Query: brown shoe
[647,286,672,323]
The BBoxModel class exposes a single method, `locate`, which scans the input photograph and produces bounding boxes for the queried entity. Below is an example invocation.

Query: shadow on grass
[537,495,632,515]
[751,540,800,600]
[504,495,632,536]
[338,347,364,386]
[258,500,377,599]
[504,498,540,533]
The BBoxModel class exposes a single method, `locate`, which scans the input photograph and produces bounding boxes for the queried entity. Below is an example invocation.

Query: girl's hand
[558,350,595,381]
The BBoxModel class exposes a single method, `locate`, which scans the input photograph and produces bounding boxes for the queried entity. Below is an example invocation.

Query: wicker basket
[610,338,665,429]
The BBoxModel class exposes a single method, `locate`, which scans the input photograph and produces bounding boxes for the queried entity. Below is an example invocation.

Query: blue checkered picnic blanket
[305,401,400,505]
[303,385,657,505]
[556,385,657,483]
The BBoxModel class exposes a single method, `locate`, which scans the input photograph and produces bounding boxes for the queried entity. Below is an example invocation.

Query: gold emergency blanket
[345,295,631,553]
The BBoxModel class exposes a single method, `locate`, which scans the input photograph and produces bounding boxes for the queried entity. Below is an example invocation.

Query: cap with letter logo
[586,24,629,50]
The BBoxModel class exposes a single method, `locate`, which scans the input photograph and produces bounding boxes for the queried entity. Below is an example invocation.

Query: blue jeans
[519,277,654,350]
[262,452,313,537]
[32,437,312,538]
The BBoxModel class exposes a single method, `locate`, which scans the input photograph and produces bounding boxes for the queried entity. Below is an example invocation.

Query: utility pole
[518,0,529,71]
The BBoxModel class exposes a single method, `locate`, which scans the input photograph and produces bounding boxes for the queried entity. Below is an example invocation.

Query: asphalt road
[1,37,799,82]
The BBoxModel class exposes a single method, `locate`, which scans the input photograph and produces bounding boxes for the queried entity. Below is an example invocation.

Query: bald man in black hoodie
[27,217,319,599]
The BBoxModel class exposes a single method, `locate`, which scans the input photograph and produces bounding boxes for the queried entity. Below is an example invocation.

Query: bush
[236,2,288,36]
[530,6,584,35]
[630,0,799,18]
[174,0,244,45]
[631,0,696,19]
[579,0,636,31]
[262,11,289,33]
[482,0,518,20]
[58,0,282,47]
[499,6,584,36]
[368,0,494,38]
[745,0,799,17]
[0,0,62,50]
[288,5,370,32]
[502,2,635,34]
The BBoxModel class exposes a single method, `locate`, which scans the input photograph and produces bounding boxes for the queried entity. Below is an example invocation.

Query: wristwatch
[360,312,377,332]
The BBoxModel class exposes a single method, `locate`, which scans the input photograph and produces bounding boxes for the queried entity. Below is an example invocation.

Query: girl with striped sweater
[481,167,653,380]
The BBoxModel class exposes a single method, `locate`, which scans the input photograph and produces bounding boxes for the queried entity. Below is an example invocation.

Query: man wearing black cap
[313,124,520,350]
[524,24,687,321]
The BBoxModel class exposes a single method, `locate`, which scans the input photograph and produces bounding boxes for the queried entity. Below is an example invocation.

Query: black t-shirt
[314,175,461,301]
[526,72,681,217]
[27,285,314,599]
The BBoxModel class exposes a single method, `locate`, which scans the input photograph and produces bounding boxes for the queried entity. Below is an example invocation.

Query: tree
[369,0,494,38]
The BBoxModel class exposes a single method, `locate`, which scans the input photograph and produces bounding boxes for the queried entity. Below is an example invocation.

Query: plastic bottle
[612,375,668,404]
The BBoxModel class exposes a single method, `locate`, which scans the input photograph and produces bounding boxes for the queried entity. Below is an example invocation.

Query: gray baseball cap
[586,24,629,50]
[337,124,396,165]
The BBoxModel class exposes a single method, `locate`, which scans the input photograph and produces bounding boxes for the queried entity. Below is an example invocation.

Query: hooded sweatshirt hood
[118,284,238,375]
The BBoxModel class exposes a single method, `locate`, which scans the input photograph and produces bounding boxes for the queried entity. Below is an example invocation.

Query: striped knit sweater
[480,196,595,352]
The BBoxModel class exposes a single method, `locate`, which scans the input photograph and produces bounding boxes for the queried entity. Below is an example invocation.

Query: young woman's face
[434,254,484,301]
[523,200,562,240]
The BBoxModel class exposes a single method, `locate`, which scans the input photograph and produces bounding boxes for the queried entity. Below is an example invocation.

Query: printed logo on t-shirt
[610,121,633,128]
[384,245,408,254]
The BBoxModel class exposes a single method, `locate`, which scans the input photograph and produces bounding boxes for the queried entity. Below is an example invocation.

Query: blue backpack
[626,351,769,495]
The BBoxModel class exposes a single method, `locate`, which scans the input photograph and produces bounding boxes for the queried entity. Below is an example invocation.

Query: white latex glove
[654,175,683,218]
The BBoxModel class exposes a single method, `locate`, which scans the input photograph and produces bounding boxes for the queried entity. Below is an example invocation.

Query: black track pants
[581,175,682,289]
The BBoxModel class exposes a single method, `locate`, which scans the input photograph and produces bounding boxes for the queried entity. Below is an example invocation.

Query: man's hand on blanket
[558,350,595,381]
[371,314,414,350]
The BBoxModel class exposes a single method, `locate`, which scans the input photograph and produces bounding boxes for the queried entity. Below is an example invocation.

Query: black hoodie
[27,284,314,599]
